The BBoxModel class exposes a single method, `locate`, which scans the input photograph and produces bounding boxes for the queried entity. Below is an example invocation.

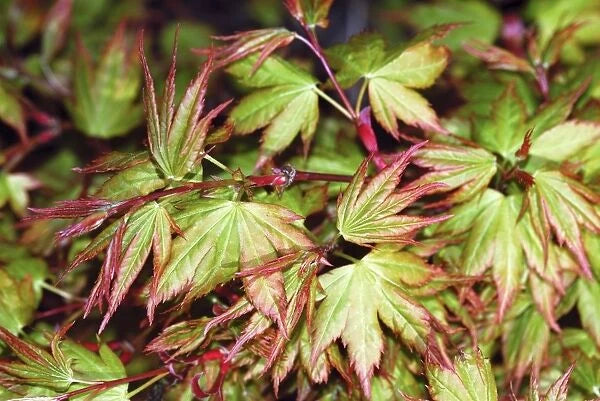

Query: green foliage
[1,1,600,400]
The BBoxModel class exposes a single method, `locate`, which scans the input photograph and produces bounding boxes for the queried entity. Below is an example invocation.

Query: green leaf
[311,248,436,397]
[96,160,166,201]
[460,191,525,319]
[410,143,497,205]
[0,172,39,216]
[0,80,26,141]
[68,25,142,138]
[4,257,50,303]
[408,0,501,51]
[503,306,550,381]
[227,54,319,157]
[326,33,386,88]
[337,145,447,245]
[530,121,600,163]
[0,270,37,336]
[153,199,314,311]
[477,83,527,160]
[426,349,498,401]
[61,341,129,401]
[0,327,74,391]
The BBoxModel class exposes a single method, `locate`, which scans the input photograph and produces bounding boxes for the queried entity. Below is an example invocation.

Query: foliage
[1,0,599,400]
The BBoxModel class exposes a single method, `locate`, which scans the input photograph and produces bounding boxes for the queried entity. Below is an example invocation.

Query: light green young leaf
[461,191,524,319]
[96,160,166,201]
[311,248,435,397]
[426,349,498,401]
[410,143,497,205]
[154,199,314,313]
[61,341,128,401]
[530,121,600,163]
[227,54,319,157]
[337,145,448,245]
[326,34,386,88]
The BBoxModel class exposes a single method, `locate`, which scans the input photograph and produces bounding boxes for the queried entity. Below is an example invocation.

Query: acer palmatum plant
[1,0,600,400]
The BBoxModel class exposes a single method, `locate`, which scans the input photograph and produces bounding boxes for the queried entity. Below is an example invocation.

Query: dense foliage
[1,0,600,400]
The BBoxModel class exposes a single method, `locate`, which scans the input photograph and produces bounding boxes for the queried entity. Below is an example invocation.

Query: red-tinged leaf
[311,248,436,397]
[56,210,108,240]
[410,143,497,205]
[543,364,574,401]
[84,219,127,318]
[226,313,272,362]
[195,28,295,71]
[426,349,498,401]
[145,318,211,356]
[204,298,255,336]
[206,121,234,145]
[463,40,534,73]
[503,306,550,383]
[533,171,600,278]
[542,23,584,67]
[26,198,114,220]
[528,81,589,138]
[0,326,73,391]
[148,207,174,322]
[99,204,160,332]
[337,143,449,245]
[529,272,560,332]
[73,151,149,174]
[139,32,168,173]
[243,271,288,337]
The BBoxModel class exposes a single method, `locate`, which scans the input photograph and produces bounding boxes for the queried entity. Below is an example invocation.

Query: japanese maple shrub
[0,0,600,400]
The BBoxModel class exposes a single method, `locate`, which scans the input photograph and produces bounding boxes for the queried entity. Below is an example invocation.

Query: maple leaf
[0,326,74,391]
[327,33,449,137]
[310,247,439,397]
[503,305,550,382]
[409,143,497,205]
[336,143,448,245]
[530,170,600,277]
[80,201,181,330]
[426,349,498,401]
[529,120,600,163]
[452,190,525,320]
[140,32,231,180]
[68,24,142,138]
[226,54,319,160]
[152,198,314,325]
